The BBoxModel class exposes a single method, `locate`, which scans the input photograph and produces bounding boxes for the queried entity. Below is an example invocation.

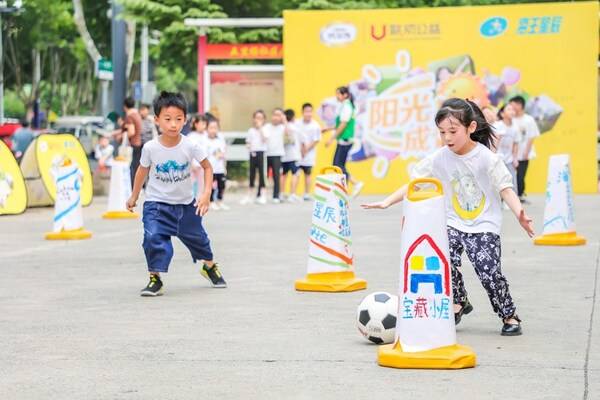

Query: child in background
[493,104,519,193]
[363,98,533,336]
[264,108,286,203]
[188,114,209,199]
[280,109,302,202]
[94,134,114,172]
[206,118,228,211]
[127,91,227,295]
[241,110,268,205]
[509,96,540,203]
[139,103,157,146]
[297,103,322,201]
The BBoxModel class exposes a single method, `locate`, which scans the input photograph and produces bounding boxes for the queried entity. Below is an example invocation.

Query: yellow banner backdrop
[0,140,27,215]
[284,2,598,194]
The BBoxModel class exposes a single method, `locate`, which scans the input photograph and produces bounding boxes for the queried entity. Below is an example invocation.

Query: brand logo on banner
[480,16,508,37]
[369,23,441,41]
[320,23,357,46]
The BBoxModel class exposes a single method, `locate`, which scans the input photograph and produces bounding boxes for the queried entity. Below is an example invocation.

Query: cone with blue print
[295,166,366,292]
[45,157,92,240]
[534,154,585,246]
[378,178,475,369]
[102,157,138,219]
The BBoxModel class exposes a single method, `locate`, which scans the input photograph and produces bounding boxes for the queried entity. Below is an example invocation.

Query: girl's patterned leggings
[448,226,517,320]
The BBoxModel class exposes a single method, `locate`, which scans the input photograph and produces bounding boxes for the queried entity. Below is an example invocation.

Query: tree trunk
[72,0,102,64]
[126,20,136,80]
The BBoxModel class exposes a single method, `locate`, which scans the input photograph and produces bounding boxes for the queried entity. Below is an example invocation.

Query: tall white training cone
[45,158,92,240]
[102,157,139,219]
[378,178,475,369]
[294,166,367,292]
[534,154,585,246]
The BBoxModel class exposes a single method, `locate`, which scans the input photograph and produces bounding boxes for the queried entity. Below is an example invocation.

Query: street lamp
[0,0,24,125]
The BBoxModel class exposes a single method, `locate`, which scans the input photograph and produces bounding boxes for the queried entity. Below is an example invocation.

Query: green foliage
[3,90,26,119]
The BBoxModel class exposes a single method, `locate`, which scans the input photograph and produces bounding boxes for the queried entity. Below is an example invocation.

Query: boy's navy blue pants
[142,201,213,273]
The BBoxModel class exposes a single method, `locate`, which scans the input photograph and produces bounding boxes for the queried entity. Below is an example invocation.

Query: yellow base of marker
[295,271,367,292]
[45,228,92,240]
[378,341,476,370]
[102,211,139,219]
[534,231,586,246]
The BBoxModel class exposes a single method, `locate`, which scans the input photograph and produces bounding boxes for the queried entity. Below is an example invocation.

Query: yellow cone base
[378,341,476,369]
[102,210,139,219]
[534,231,586,246]
[295,271,367,292]
[45,228,92,240]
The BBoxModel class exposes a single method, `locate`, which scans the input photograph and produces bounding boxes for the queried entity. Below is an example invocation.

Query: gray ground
[0,193,598,400]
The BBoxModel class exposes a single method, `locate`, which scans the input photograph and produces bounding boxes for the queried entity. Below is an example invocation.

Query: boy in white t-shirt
[280,109,302,202]
[264,108,286,203]
[241,110,268,205]
[127,91,227,296]
[509,96,540,202]
[297,103,322,201]
[206,118,228,211]
[493,104,519,191]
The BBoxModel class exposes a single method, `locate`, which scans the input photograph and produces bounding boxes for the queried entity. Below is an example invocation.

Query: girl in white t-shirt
[188,114,208,199]
[240,110,268,205]
[206,119,228,211]
[363,98,534,337]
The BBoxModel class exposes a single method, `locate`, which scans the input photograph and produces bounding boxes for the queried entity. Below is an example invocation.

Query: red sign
[205,44,283,60]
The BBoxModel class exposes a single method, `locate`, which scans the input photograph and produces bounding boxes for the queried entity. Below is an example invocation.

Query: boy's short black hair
[302,103,313,110]
[153,91,188,117]
[284,109,295,122]
[123,96,135,109]
[509,95,526,107]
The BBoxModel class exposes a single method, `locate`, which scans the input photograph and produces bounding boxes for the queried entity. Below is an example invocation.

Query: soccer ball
[356,292,398,344]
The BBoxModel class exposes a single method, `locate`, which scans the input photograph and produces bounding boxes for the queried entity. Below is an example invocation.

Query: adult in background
[11,119,35,161]
[509,96,540,204]
[123,97,143,187]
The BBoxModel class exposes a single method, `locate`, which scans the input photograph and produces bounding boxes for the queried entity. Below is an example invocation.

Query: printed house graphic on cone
[403,234,450,299]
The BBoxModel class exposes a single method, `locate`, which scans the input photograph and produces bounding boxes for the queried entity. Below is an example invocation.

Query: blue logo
[480,17,508,38]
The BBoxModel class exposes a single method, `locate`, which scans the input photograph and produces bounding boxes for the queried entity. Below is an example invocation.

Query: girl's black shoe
[501,315,522,336]
[454,299,474,325]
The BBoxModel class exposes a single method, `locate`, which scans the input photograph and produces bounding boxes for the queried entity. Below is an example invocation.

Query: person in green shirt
[325,86,364,197]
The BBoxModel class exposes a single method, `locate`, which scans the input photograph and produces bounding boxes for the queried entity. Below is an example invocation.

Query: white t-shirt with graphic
[206,136,227,174]
[140,135,207,205]
[247,127,268,152]
[297,119,322,167]
[264,123,285,157]
[282,123,302,163]
[513,114,540,161]
[493,121,518,164]
[411,143,513,235]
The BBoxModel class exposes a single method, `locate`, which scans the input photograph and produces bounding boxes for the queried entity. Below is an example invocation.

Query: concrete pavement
[0,193,598,399]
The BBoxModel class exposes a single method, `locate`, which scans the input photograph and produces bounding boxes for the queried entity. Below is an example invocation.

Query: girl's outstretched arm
[501,187,534,237]
[361,184,408,210]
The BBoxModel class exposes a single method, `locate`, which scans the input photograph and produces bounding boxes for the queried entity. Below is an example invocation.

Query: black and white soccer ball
[356,292,398,344]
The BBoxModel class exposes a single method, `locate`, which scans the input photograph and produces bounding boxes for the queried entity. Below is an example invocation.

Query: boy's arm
[127,166,149,211]
[501,187,534,237]
[196,159,213,216]
[361,184,408,209]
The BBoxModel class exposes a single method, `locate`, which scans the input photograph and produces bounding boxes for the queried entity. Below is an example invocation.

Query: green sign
[96,58,113,81]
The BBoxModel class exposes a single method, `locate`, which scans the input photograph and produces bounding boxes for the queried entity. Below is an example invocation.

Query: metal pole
[111,1,127,114]
[0,13,4,125]
[101,80,108,117]
[141,24,148,92]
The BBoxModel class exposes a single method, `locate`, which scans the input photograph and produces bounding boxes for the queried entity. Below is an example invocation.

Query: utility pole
[111,0,126,114]
[0,1,23,125]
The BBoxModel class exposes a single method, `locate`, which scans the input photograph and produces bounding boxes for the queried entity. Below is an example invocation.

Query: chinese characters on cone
[534,154,586,246]
[295,166,367,292]
[378,178,475,369]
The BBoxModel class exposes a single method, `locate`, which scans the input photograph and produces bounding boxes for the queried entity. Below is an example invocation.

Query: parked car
[52,116,115,157]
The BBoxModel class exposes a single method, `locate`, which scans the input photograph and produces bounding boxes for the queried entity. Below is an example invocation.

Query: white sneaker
[288,194,300,203]
[351,181,364,198]
[256,196,267,205]
[303,194,312,201]
[239,196,251,205]
[272,198,281,204]
[219,202,230,211]
[210,203,220,211]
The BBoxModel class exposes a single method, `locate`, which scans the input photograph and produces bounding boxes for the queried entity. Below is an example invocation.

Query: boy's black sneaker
[201,263,227,288]
[141,274,164,297]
